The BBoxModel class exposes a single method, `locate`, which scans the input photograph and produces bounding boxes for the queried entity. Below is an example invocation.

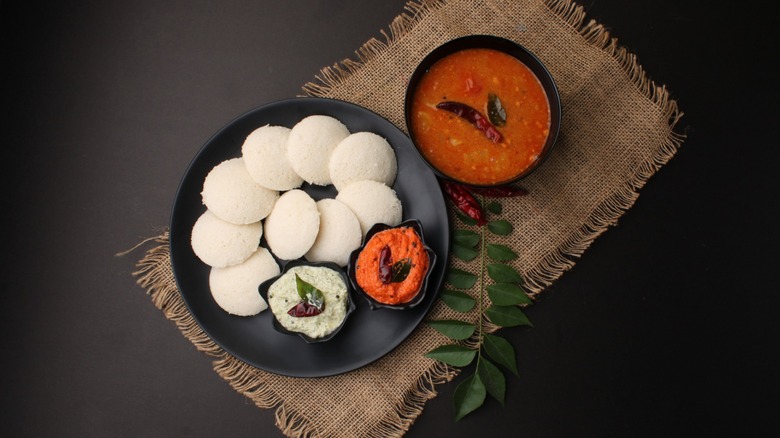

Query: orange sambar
[410,48,551,185]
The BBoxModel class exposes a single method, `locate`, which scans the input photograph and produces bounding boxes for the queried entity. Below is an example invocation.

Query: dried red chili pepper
[436,101,503,143]
[468,186,528,197]
[287,301,323,317]
[379,245,393,284]
[442,180,487,226]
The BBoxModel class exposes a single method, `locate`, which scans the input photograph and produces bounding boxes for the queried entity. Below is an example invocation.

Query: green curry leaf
[485,305,533,328]
[487,93,507,127]
[486,201,502,214]
[428,320,477,340]
[486,264,524,283]
[456,211,479,226]
[487,243,518,261]
[454,373,487,421]
[440,289,476,312]
[453,229,481,248]
[390,258,412,283]
[483,334,519,377]
[478,357,506,406]
[426,345,477,367]
[295,273,324,309]
[453,243,479,261]
[488,220,513,235]
[487,283,533,306]
[447,268,478,289]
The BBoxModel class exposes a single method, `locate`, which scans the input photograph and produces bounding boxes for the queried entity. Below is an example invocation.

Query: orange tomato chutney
[355,227,429,305]
[410,48,551,185]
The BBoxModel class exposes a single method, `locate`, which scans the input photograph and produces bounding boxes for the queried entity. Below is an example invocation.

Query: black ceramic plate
[169,97,449,377]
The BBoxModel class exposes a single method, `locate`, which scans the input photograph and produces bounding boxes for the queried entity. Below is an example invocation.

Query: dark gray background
[2,1,777,436]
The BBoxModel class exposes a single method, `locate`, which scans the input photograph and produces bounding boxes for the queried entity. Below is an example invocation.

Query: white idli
[241,125,303,191]
[209,247,280,316]
[287,115,350,185]
[201,158,279,224]
[304,199,362,267]
[336,180,402,236]
[191,210,262,268]
[263,189,320,260]
[329,132,398,191]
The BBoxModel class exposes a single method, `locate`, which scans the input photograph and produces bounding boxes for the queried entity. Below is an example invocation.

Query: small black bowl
[258,259,356,343]
[404,34,562,187]
[347,219,437,310]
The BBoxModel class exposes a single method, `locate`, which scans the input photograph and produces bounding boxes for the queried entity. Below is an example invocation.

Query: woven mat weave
[133,0,683,436]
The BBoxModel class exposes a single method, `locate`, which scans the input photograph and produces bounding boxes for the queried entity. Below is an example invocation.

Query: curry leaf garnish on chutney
[378,245,413,284]
[287,273,325,317]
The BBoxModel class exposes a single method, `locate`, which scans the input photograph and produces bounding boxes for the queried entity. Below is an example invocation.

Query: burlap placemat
[132,0,683,436]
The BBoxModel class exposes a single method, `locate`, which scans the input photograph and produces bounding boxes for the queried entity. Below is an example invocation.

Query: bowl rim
[404,34,562,188]
[258,259,357,343]
[346,219,437,311]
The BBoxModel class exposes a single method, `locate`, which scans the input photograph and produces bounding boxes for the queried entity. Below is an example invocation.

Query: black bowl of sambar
[404,35,561,187]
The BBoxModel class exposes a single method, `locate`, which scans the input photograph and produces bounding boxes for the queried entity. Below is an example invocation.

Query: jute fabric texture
[132,0,684,436]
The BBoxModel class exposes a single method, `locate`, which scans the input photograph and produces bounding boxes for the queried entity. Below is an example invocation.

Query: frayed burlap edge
[519,0,686,296]
[131,0,685,436]
[131,233,457,438]
[132,231,224,356]
[270,361,453,438]
[302,0,685,298]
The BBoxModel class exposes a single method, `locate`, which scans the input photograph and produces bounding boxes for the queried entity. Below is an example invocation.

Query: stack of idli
[201,158,279,224]
[304,199,362,267]
[190,112,406,318]
[329,132,398,191]
[263,189,320,261]
[209,248,280,316]
[242,125,303,191]
[192,155,281,317]
[336,180,402,236]
[190,210,264,268]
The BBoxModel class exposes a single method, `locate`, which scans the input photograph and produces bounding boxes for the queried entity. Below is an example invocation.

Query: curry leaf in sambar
[487,93,507,127]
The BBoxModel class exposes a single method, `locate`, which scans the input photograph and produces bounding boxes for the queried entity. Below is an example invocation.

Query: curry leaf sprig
[426,193,533,421]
